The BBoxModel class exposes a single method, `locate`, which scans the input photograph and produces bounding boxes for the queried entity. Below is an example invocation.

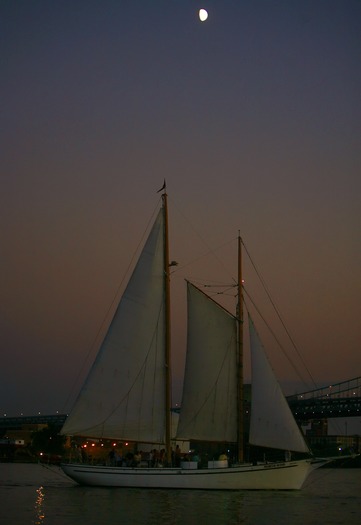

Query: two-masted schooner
[60,190,326,489]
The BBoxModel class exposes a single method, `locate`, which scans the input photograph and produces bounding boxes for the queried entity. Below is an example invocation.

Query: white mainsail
[248,315,310,453]
[61,210,166,443]
[176,282,238,442]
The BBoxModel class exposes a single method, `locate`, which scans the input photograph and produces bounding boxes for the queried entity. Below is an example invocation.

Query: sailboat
[60,190,326,489]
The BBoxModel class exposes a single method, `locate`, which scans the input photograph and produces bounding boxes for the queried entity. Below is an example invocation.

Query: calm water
[0,463,360,525]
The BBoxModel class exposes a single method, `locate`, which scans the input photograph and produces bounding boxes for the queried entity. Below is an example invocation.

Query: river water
[0,463,359,525]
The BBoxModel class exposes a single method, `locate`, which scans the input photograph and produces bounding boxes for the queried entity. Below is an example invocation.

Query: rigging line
[40,463,71,481]
[204,283,235,288]
[172,239,236,276]
[168,195,237,280]
[186,280,237,303]
[61,200,161,413]
[195,281,236,297]
[242,239,317,389]
[243,288,310,387]
[183,278,234,289]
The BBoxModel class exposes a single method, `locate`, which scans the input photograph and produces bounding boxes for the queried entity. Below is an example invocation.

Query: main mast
[237,233,244,462]
[162,191,172,465]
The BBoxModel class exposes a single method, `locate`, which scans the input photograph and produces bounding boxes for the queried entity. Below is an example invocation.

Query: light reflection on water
[0,464,360,525]
[34,486,45,524]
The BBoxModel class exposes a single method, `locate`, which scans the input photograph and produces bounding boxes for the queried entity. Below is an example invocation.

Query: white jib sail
[176,282,238,442]
[248,315,310,453]
[61,210,166,443]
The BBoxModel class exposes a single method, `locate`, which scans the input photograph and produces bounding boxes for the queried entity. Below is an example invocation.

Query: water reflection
[34,485,45,524]
[1,464,359,525]
[105,488,248,525]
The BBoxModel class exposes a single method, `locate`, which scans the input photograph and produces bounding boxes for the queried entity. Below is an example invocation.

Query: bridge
[0,376,360,432]
[0,413,67,432]
[286,376,361,422]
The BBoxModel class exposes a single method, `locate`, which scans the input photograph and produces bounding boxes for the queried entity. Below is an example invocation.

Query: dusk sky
[1,1,360,433]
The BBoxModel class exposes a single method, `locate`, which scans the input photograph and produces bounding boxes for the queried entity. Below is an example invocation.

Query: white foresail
[61,210,166,443]
[248,315,310,453]
[176,282,238,442]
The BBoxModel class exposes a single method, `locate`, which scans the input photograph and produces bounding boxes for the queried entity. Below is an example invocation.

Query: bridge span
[287,376,361,422]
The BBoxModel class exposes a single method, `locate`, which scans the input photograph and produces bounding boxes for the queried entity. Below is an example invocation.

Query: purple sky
[1,1,360,434]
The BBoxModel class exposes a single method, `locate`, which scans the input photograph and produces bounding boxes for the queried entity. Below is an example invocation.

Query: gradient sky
[1,1,360,433]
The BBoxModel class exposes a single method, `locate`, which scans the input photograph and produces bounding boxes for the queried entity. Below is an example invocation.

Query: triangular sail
[61,210,166,443]
[248,315,310,453]
[176,282,238,442]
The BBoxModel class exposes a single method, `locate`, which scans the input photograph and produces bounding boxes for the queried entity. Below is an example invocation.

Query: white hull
[61,459,323,490]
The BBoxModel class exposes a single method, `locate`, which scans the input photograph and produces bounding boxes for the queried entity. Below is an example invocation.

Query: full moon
[199,9,208,22]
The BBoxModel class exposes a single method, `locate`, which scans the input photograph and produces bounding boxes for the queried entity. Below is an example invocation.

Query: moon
[199,9,208,22]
